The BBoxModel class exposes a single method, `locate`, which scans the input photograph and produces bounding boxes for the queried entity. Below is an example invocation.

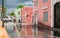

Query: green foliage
[17,5,24,9]
[10,11,15,16]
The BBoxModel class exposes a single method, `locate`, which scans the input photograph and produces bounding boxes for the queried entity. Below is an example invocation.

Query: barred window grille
[35,0,38,6]
[43,12,48,22]
[43,0,48,3]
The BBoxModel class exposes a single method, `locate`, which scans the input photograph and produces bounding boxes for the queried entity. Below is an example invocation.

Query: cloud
[4,0,33,8]
[7,8,16,13]
[18,0,32,3]
[4,0,20,8]
[24,1,33,6]
[18,1,33,6]
[4,0,33,13]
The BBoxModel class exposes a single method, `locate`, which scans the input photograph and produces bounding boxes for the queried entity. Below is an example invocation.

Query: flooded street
[4,22,20,38]
[4,22,51,38]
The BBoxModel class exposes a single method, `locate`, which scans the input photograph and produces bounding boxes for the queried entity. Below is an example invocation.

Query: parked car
[3,18,8,23]
[3,17,12,23]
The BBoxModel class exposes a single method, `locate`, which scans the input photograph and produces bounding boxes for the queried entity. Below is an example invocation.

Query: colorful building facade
[20,0,52,37]
[33,0,53,38]
[19,0,60,38]
[15,8,21,23]
[33,0,51,27]
[21,6,33,38]
[21,6,33,24]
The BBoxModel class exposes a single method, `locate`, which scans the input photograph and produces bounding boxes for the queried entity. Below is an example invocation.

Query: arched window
[54,2,60,28]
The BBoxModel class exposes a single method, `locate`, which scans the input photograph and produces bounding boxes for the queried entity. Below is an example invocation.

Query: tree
[17,5,24,9]
[10,11,15,16]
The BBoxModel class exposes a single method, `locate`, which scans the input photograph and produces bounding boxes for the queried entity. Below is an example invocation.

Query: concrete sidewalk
[0,27,9,38]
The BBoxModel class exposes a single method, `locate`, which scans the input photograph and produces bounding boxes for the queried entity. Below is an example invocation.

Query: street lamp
[2,0,4,27]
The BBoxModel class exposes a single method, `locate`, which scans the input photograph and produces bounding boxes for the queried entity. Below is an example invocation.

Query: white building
[14,8,21,23]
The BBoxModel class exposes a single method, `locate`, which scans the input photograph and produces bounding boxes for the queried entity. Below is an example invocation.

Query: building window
[43,0,48,3]
[18,19,21,23]
[18,11,20,15]
[44,32,48,38]
[35,0,38,6]
[43,12,48,22]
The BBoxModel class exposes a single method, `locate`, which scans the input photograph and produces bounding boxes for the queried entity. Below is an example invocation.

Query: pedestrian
[13,17,16,31]
[13,18,16,23]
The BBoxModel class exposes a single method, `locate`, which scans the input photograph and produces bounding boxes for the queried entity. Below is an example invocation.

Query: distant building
[21,6,33,24]
[21,6,33,37]
[14,8,21,23]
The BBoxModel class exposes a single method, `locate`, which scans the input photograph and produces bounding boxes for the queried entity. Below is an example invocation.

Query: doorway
[54,2,60,37]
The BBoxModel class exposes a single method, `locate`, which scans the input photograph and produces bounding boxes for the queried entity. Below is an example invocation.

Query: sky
[0,0,33,13]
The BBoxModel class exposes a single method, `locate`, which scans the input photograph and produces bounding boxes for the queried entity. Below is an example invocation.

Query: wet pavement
[4,22,20,38]
[4,22,34,38]
[4,22,51,38]
[0,27,9,38]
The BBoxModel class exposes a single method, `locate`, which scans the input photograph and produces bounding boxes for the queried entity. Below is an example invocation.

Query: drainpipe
[32,0,38,38]
[35,13,38,38]
[32,14,35,38]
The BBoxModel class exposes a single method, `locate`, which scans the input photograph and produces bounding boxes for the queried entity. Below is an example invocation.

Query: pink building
[21,6,33,38]
[20,0,60,38]
[33,0,52,38]
[33,0,51,27]
[20,0,55,38]
[21,6,33,24]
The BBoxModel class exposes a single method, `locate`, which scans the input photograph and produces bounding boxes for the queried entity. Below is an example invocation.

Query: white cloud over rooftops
[18,1,33,6]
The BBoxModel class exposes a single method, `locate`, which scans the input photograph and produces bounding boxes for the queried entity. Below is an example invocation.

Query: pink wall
[37,0,51,27]
[33,0,51,38]
[21,0,51,37]
[21,0,51,27]
[22,6,33,25]
[21,6,33,37]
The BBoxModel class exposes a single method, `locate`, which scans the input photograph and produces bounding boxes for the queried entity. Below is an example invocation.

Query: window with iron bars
[43,0,48,3]
[43,12,48,22]
[34,0,38,6]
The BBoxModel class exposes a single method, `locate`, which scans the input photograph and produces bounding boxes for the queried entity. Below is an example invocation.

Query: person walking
[13,17,16,31]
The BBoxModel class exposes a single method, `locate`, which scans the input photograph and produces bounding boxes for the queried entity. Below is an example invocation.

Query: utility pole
[2,0,4,27]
